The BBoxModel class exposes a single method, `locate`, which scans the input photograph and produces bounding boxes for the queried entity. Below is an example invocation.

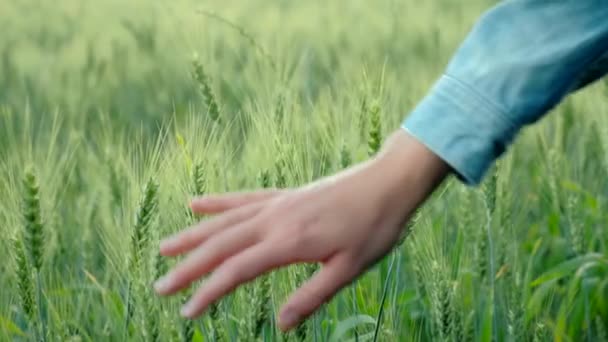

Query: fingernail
[180,301,196,318]
[280,310,300,329]
[153,276,173,294]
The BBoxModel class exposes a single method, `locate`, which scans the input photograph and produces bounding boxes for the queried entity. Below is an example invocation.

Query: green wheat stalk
[275,93,285,128]
[373,252,396,342]
[21,168,46,341]
[339,144,352,170]
[22,168,44,271]
[130,178,159,274]
[368,101,382,157]
[358,96,368,142]
[126,178,159,336]
[274,157,287,189]
[192,57,221,123]
[12,237,36,322]
[482,166,498,342]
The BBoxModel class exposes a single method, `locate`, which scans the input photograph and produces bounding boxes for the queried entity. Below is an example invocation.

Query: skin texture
[154,128,450,331]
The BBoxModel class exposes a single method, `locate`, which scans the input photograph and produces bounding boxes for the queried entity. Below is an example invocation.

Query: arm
[154,0,608,331]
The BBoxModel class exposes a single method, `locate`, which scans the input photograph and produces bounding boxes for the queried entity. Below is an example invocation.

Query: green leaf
[329,314,377,342]
[0,315,26,337]
[527,280,558,320]
[193,327,205,342]
[480,301,493,342]
[594,278,608,314]
[531,253,606,287]
[567,262,606,304]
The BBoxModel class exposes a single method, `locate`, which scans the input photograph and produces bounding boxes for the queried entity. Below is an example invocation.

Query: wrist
[371,128,450,211]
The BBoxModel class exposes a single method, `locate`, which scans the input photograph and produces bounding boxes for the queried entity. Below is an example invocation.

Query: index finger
[160,201,264,257]
[191,189,284,214]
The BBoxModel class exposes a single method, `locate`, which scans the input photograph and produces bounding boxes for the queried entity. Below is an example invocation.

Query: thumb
[278,253,359,331]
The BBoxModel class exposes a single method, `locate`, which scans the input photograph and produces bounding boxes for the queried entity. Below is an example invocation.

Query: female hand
[153,128,449,331]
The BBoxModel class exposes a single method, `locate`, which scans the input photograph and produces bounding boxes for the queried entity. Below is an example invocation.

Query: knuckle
[182,229,197,242]
[345,253,367,275]
[288,223,315,250]
[220,260,245,285]
[267,193,296,213]
[253,212,275,237]
[170,267,189,285]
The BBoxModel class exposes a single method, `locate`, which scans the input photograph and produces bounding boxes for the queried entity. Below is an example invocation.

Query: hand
[153,128,449,331]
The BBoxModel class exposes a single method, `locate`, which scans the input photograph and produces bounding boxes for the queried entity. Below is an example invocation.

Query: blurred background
[0,0,488,130]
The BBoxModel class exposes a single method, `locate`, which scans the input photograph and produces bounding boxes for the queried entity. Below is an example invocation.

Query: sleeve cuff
[402,74,518,185]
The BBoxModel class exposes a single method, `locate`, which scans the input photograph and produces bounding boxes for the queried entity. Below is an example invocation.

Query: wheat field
[1,0,607,341]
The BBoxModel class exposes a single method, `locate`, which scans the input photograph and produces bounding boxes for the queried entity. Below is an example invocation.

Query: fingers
[191,189,284,214]
[278,254,358,331]
[179,241,295,318]
[160,201,264,257]
[154,218,263,295]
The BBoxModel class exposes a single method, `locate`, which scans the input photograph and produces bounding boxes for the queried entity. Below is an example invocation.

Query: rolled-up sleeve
[402,0,608,185]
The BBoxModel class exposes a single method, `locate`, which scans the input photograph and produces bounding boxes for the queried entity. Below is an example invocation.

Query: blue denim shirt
[402,0,608,185]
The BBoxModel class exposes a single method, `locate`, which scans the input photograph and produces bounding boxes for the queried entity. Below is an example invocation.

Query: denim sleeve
[402,0,608,185]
